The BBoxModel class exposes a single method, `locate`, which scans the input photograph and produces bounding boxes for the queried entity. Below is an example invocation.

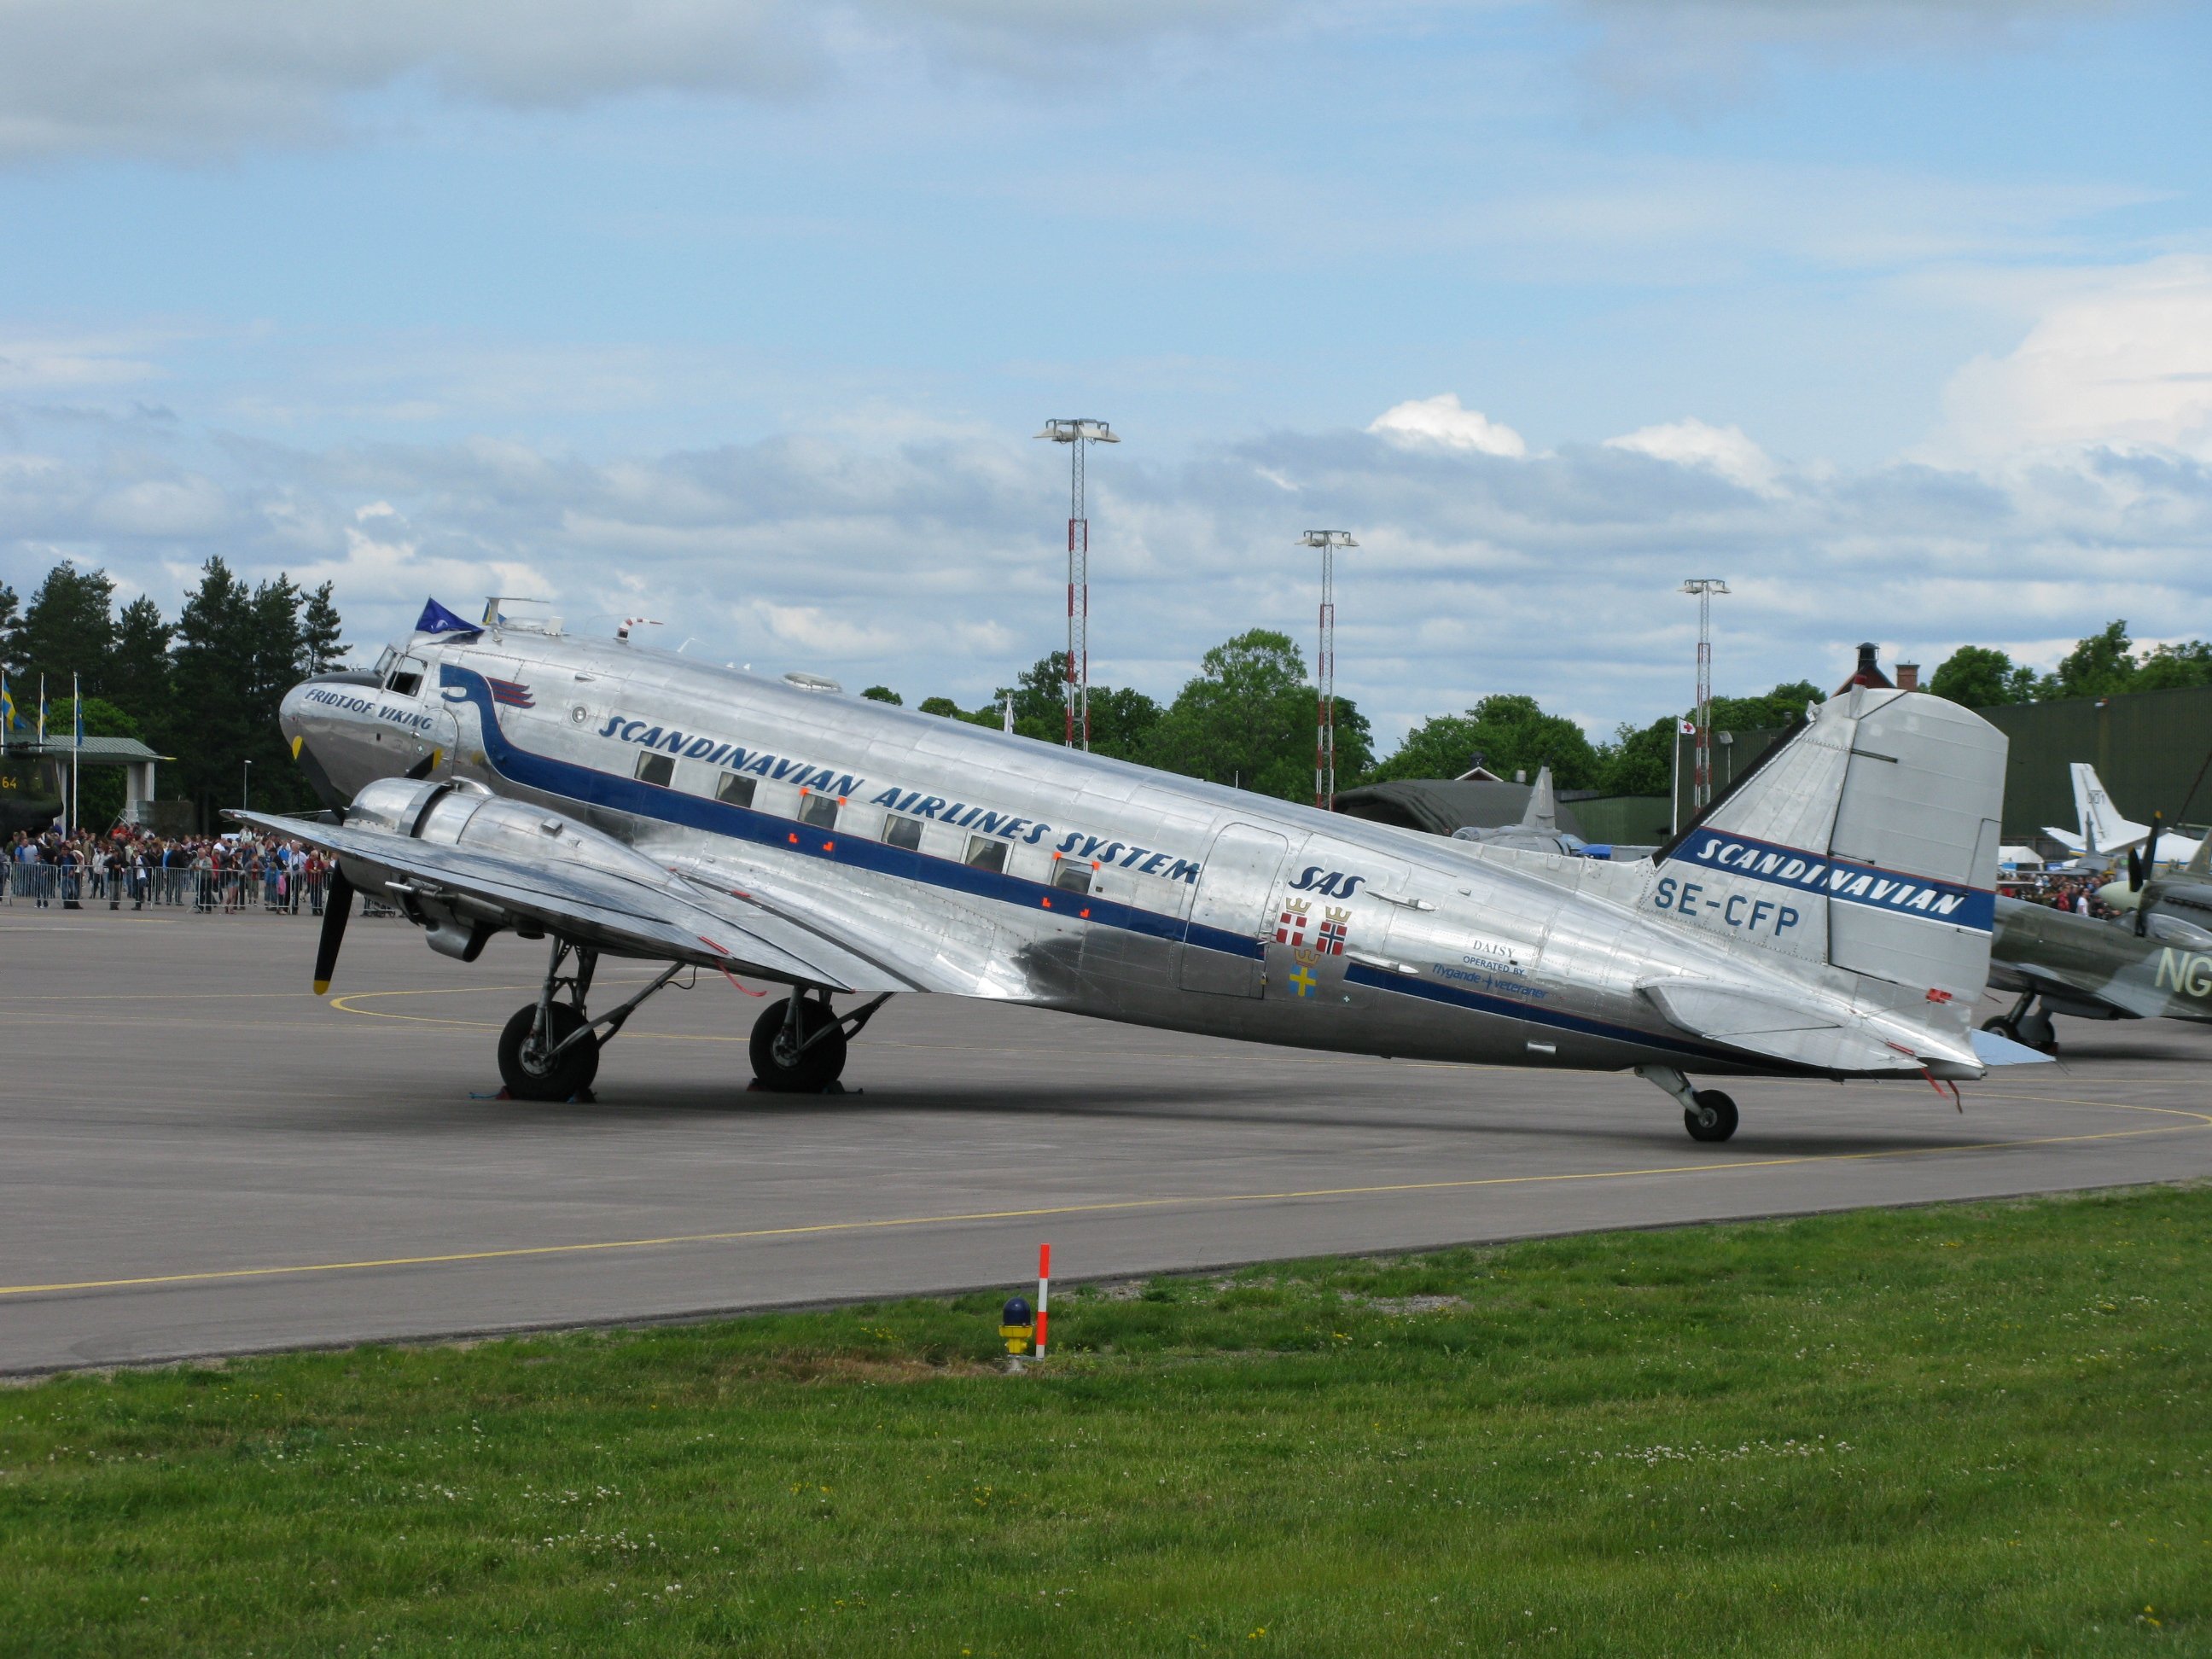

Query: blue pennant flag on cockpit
[415,597,482,637]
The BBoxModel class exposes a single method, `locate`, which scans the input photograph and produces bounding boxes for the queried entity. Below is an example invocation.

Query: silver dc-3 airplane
[239,598,2047,1142]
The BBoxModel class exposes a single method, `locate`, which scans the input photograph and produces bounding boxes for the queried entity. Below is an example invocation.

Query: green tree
[859,685,903,706]
[299,580,347,676]
[165,558,321,824]
[1928,646,2038,708]
[0,581,22,675]
[1139,629,1371,800]
[108,596,173,732]
[2047,620,2136,700]
[1370,694,1600,789]
[917,696,966,719]
[18,562,118,695]
[1594,716,1676,796]
[992,652,1162,759]
[2133,639,2212,692]
[1708,680,1823,732]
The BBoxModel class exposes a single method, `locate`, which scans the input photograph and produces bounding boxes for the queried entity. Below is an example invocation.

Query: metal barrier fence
[3,863,399,917]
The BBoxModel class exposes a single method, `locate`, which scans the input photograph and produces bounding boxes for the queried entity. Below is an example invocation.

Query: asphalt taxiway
[3,905,2208,1373]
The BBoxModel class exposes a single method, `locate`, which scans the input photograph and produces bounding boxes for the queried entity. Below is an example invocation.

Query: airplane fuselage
[279,624,1976,1084]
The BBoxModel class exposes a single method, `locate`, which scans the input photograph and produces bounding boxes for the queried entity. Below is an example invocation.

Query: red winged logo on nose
[487,678,536,709]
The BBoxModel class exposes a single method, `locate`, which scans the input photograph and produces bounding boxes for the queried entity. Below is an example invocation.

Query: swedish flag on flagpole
[0,669,15,749]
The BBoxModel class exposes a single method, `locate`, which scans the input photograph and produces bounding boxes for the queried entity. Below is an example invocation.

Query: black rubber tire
[1980,1016,2018,1039]
[498,1002,600,1101]
[749,998,848,1093]
[1684,1088,1739,1144]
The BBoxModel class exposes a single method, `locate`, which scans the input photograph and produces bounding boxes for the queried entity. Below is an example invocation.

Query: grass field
[4,1185,2209,1656]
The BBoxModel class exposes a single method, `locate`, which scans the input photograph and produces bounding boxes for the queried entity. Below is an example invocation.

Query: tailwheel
[1980,1016,2018,1040]
[750,996,848,1093]
[1684,1088,1738,1144]
[498,1002,601,1101]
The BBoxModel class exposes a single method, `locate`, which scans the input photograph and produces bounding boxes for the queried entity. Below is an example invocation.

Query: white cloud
[1604,417,1779,493]
[9,400,2212,749]
[1933,255,2212,464]
[0,0,1277,161]
[1368,393,1528,458]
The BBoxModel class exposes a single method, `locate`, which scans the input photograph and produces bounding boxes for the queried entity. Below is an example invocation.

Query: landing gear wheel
[749,998,848,1093]
[1980,1016,2019,1040]
[2015,1008,2057,1054]
[1684,1088,1738,1144]
[498,1002,600,1101]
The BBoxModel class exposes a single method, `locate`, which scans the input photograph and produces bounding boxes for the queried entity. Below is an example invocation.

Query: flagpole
[71,672,82,838]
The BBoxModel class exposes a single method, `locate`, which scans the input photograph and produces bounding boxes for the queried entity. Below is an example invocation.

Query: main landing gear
[748,987,892,1093]
[1637,1064,1740,1144]
[497,938,684,1102]
[1982,991,2058,1056]
[493,938,894,1101]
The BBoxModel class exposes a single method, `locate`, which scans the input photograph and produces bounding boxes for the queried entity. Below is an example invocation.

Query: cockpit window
[371,644,398,680]
[385,655,428,698]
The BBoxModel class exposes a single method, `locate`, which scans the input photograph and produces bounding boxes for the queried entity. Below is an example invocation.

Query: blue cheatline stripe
[443,667,1754,1062]
[1342,964,1742,1066]
[1662,826,1995,934]
[439,666,1258,960]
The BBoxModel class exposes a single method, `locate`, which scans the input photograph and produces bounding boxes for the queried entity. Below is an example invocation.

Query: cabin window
[385,655,427,698]
[881,813,922,852]
[798,792,840,830]
[716,772,756,808]
[1052,860,1092,894]
[963,835,1007,874]
[635,752,674,787]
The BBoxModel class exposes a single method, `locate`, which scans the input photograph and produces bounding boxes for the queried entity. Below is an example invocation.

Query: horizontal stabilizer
[1970,1026,2058,1067]
[1639,979,1921,1074]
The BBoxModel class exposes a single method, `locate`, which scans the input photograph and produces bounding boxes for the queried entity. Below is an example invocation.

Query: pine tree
[0,582,22,675]
[299,581,346,676]
[18,562,119,694]
[108,596,174,732]
[169,557,257,825]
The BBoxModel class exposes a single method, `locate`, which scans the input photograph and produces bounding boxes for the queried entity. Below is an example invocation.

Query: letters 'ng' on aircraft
[1987,830,2212,1052]
[238,598,2048,1145]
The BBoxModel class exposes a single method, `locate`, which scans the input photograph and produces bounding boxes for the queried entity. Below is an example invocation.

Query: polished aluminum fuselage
[282,627,1857,1079]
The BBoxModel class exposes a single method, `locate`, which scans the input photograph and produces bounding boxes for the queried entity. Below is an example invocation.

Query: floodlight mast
[1300,531,1358,810]
[1680,579,1730,814]
[1035,419,1118,748]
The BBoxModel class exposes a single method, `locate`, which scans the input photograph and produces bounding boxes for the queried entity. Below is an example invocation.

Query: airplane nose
[279,680,311,746]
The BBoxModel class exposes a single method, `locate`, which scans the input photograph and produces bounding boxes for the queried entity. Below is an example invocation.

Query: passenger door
[1178,823,1289,996]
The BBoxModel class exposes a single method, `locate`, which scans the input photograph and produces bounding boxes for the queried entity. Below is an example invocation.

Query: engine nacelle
[341,778,671,959]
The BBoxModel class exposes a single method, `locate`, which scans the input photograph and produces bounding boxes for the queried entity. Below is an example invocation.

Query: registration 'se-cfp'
[242,602,2047,1143]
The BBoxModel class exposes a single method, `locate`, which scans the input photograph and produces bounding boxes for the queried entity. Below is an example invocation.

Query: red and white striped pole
[1036,1242,1051,1361]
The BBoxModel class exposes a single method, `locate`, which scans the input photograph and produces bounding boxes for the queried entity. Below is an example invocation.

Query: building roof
[1333,777,1586,839]
[1,735,169,764]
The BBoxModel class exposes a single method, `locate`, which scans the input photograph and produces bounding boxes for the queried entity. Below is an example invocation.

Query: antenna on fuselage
[617,617,662,643]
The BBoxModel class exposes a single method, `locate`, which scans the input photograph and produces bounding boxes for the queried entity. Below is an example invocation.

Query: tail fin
[1652,688,2005,1050]
[1519,765,1557,834]
[2073,763,2150,856]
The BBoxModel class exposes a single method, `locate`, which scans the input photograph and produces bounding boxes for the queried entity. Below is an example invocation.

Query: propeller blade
[2128,846,2144,892]
[403,747,443,781]
[313,866,354,996]
[289,734,351,817]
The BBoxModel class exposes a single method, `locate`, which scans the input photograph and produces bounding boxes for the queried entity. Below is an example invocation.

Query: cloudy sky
[3,0,2209,745]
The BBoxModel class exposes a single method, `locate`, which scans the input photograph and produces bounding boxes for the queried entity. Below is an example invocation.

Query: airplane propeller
[313,865,354,996]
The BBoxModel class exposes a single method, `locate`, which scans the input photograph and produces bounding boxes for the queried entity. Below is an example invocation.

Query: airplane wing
[1637,979,1928,1073]
[232,809,928,995]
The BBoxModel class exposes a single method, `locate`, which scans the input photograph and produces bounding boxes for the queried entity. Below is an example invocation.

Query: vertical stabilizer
[1519,765,1557,834]
[1653,688,2005,1048]
[2072,763,2150,856]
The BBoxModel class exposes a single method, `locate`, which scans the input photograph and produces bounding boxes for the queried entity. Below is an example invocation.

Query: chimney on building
[1836,642,1895,696]
[1895,661,1919,692]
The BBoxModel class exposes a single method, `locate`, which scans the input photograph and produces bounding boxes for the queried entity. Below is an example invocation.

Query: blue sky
[3,0,2209,745]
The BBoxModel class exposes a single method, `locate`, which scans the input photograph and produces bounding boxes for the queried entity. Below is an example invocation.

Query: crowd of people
[3,825,340,914]
[1999,872,2121,918]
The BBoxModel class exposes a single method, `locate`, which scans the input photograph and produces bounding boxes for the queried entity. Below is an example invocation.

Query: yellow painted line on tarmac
[7,1101,2209,1301]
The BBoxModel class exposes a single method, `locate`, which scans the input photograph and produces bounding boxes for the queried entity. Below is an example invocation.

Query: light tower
[1035,418,1119,748]
[1301,530,1358,810]
[1679,578,1730,815]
